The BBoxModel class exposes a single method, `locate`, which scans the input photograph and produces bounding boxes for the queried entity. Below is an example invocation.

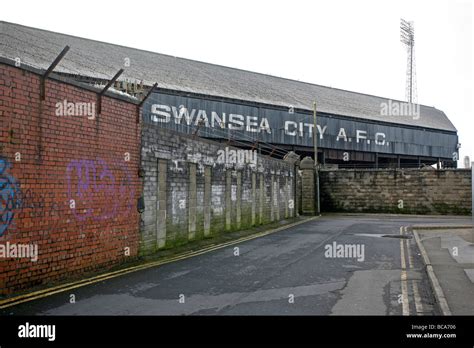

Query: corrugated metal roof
[0,21,457,132]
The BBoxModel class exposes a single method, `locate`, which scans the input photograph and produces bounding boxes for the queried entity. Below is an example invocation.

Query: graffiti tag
[0,157,21,236]
[66,158,135,221]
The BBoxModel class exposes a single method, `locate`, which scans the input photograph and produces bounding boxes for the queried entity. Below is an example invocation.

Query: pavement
[413,226,474,315]
[1,214,472,316]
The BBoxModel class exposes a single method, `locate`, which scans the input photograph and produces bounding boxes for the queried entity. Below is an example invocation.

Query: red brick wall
[0,63,142,295]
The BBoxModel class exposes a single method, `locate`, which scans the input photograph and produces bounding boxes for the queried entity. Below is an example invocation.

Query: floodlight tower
[400,19,417,103]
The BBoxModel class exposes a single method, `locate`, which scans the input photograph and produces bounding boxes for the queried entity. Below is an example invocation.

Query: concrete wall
[140,126,296,254]
[320,168,472,215]
[0,63,142,294]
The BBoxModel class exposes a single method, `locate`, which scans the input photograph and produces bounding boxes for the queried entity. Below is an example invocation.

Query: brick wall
[140,125,297,254]
[0,63,142,295]
[320,169,472,215]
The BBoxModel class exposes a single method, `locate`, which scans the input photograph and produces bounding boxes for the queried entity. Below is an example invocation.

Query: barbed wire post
[40,45,70,100]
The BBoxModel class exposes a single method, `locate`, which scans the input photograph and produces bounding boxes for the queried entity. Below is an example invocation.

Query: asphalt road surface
[2,215,470,316]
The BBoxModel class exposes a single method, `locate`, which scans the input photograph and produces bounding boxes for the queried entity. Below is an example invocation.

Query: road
[1,215,470,316]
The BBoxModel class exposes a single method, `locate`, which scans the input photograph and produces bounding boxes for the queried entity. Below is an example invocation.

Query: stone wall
[320,168,472,215]
[140,126,297,254]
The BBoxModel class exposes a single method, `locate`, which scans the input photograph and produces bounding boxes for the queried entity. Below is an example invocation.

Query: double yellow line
[400,226,423,316]
[0,216,319,309]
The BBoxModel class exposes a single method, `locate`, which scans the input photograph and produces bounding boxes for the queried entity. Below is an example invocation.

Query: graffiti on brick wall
[66,158,135,221]
[0,157,21,236]
[17,189,60,225]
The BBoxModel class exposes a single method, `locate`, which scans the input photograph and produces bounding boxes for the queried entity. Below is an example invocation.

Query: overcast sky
[3,0,473,166]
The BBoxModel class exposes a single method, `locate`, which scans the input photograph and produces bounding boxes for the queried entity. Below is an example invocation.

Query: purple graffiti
[66,158,135,221]
[0,157,21,236]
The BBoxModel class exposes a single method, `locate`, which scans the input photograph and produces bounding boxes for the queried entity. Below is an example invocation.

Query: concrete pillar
[270,173,275,222]
[225,169,232,231]
[259,173,264,224]
[188,163,197,240]
[204,166,211,237]
[289,173,296,218]
[300,156,316,215]
[275,174,280,221]
[236,171,242,229]
[156,159,167,249]
[285,176,289,219]
[296,164,301,216]
[283,151,300,218]
[251,172,256,226]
